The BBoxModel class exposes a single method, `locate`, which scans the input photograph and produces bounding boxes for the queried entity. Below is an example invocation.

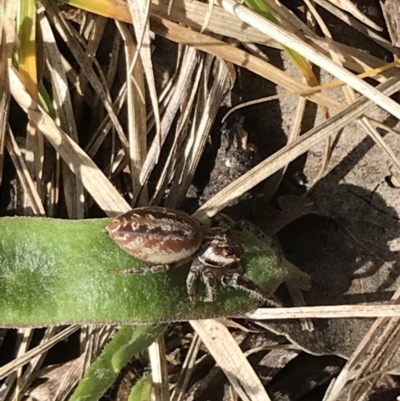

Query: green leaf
[128,374,154,401]
[68,324,166,401]
[0,216,308,326]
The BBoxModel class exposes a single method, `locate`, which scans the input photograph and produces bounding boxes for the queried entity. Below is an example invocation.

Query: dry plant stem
[170,334,202,401]
[308,39,398,83]
[263,85,308,205]
[68,0,396,85]
[324,286,400,401]
[244,304,400,320]
[304,0,340,194]
[40,12,84,218]
[152,54,205,206]
[82,326,116,369]
[285,280,314,332]
[380,0,400,47]
[84,0,396,77]
[311,0,398,55]
[12,327,58,399]
[116,21,147,205]
[85,82,127,158]
[308,1,400,183]
[9,66,131,216]
[0,16,9,188]
[5,128,45,215]
[126,0,161,162]
[72,15,106,133]
[53,354,85,401]
[149,17,342,110]
[148,336,170,401]
[167,52,234,207]
[350,321,400,400]
[306,1,400,190]
[0,373,16,401]
[105,32,121,88]
[201,0,214,33]
[15,329,33,400]
[19,0,43,206]
[218,0,400,120]
[139,47,199,186]
[0,326,80,380]
[150,0,279,46]
[312,0,381,31]
[41,0,129,150]
[194,71,400,220]
[190,319,272,401]
[369,118,400,136]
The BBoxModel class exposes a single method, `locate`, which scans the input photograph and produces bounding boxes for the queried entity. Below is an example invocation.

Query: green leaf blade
[68,324,166,401]
[0,216,283,326]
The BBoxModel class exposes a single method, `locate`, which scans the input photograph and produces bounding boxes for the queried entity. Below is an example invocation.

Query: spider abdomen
[105,207,203,264]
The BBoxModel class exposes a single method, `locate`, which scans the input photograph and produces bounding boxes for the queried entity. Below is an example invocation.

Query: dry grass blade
[324,0,382,31]
[71,14,107,131]
[309,38,399,81]
[200,0,214,33]
[5,128,45,215]
[85,82,127,159]
[17,1,44,206]
[41,0,129,151]
[62,0,397,81]
[217,0,400,120]
[304,0,344,193]
[190,319,272,401]
[9,66,130,216]
[323,286,400,401]
[18,0,43,202]
[148,337,170,401]
[305,1,400,187]
[263,90,307,204]
[166,51,233,208]
[150,17,342,110]
[139,47,199,186]
[15,328,33,400]
[126,0,161,161]
[26,355,85,401]
[170,334,202,401]
[311,0,398,55]
[0,0,10,185]
[0,5,9,188]
[194,71,400,220]
[244,304,400,320]
[12,327,58,400]
[116,21,147,204]
[0,326,79,380]
[152,53,205,206]
[349,321,400,400]
[39,12,84,218]
[69,0,279,46]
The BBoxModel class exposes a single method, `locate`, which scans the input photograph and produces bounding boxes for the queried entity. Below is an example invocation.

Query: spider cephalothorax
[187,227,244,302]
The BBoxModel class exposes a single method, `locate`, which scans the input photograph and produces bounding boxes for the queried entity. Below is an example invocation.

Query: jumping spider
[106,206,278,304]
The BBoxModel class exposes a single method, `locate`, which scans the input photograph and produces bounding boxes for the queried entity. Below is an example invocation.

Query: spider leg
[109,264,173,275]
[187,260,202,303]
[223,274,282,307]
[187,262,219,303]
[201,270,218,302]
[109,257,192,276]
